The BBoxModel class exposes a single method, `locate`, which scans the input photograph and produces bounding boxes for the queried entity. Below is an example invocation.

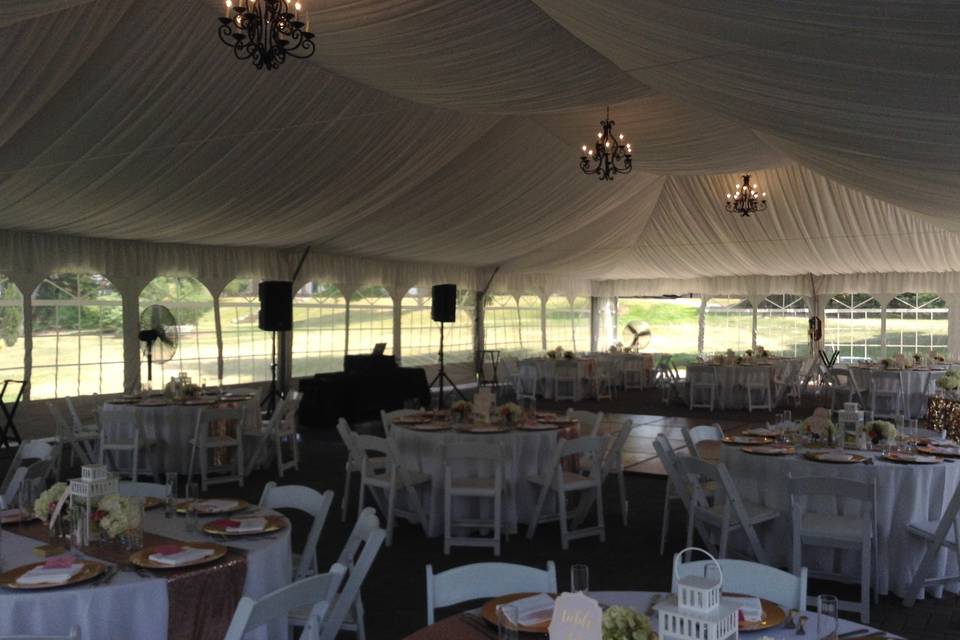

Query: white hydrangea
[95,494,143,538]
[600,606,653,640]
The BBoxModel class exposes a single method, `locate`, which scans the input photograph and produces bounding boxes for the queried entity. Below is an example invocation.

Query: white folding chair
[0,627,81,640]
[380,408,422,436]
[243,397,285,474]
[654,434,699,556]
[681,424,724,459]
[443,441,505,556]
[566,409,604,437]
[828,367,863,411]
[744,365,773,413]
[224,565,347,640]
[0,440,59,510]
[312,515,387,640]
[516,364,538,402]
[526,436,606,549]
[902,482,960,607]
[274,391,302,477]
[624,357,647,390]
[687,366,718,411]
[47,400,98,467]
[336,418,384,522]
[679,456,779,564]
[672,555,808,612]
[425,561,557,625]
[355,434,431,546]
[921,370,947,418]
[186,405,246,491]
[574,419,634,528]
[259,482,334,580]
[97,408,157,482]
[789,474,878,623]
[118,481,171,499]
[870,370,904,420]
[593,358,614,400]
[553,360,579,402]
[773,360,802,407]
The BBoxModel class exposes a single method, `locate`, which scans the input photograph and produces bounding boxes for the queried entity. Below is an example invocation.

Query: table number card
[549,592,601,640]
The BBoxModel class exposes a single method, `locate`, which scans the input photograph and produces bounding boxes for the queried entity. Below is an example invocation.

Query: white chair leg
[341,464,352,522]
[131,447,139,482]
[493,490,502,557]
[618,470,628,527]
[596,484,606,543]
[526,484,550,540]
[660,480,672,555]
[385,481,397,547]
[443,485,452,556]
[187,440,198,488]
[558,487,569,550]
[860,533,871,624]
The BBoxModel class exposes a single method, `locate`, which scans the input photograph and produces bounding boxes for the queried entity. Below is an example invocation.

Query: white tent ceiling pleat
[0,0,958,298]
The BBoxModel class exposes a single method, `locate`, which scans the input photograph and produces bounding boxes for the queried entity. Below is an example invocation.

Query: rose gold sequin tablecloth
[927,396,960,442]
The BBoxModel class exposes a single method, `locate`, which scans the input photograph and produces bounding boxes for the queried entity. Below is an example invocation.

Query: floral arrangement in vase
[609,342,624,353]
[563,350,575,360]
[863,420,897,446]
[93,495,143,539]
[546,350,557,359]
[33,482,68,522]
[929,350,946,363]
[756,345,769,358]
[880,357,893,369]
[744,349,754,358]
[802,407,841,445]
[451,400,472,420]
[936,369,960,396]
[601,606,653,640]
[498,402,523,426]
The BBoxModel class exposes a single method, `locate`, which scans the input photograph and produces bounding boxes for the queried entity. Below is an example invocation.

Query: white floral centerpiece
[498,402,523,426]
[936,369,960,398]
[802,407,842,446]
[451,399,472,421]
[33,482,68,523]
[601,606,654,640]
[929,350,946,363]
[863,420,897,446]
[93,495,143,539]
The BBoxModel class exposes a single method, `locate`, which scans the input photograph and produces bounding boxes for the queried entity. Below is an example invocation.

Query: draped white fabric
[0,1,959,297]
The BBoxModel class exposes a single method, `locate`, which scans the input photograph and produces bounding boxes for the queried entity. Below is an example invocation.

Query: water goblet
[496,604,519,640]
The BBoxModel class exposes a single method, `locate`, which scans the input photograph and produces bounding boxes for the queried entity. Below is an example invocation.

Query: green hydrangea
[601,606,653,640]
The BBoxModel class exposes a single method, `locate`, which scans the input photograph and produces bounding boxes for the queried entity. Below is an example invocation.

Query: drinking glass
[783,409,792,423]
[496,604,519,640]
[17,483,37,528]
[164,472,178,519]
[185,483,200,533]
[817,594,839,640]
[570,564,589,594]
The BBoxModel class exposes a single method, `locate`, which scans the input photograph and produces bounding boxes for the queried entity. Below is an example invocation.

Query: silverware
[93,565,119,586]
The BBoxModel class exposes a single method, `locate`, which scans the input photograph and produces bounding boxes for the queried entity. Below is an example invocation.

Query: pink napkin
[211,519,241,529]
[43,555,76,569]
[153,544,184,556]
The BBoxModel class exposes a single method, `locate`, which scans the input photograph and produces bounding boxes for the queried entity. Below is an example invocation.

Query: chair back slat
[425,561,557,624]
[259,482,334,579]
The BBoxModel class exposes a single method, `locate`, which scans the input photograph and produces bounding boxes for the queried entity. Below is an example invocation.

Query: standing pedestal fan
[622,321,652,351]
[138,305,179,384]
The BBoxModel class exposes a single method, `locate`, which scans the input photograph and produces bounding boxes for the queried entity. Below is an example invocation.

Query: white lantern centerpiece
[654,547,739,640]
[69,464,118,546]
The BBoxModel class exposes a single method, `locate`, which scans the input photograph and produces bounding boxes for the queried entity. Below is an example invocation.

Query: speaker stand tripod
[428,321,465,409]
[261,330,283,418]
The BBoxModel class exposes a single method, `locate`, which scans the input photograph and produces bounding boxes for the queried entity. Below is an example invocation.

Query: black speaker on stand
[259,280,293,417]
[429,284,465,409]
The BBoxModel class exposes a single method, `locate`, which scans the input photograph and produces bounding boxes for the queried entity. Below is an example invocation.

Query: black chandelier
[579,106,632,181]
[725,174,767,217]
[218,0,315,71]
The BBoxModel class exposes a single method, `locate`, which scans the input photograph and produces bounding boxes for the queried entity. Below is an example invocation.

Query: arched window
[400,287,474,366]
[32,273,123,398]
[220,278,273,384]
[139,276,216,386]
[825,294,882,363]
[292,281,346,376]
[885,292,948,355]
[0,275,24,397]
[348,286,394,356]
[517,295,543,355]
[545,296,591,352]
[617,296,702,371]
[757,294,810,358]
[703,297,752,355]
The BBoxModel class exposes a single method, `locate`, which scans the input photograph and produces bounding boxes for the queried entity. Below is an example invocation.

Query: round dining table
[0,503,292,640]
[686,359,798,410]
[847,365,944,420]
[721,444,960,599]
[389,418,580,537]
[402,590,900,639]
[99,394,261,475]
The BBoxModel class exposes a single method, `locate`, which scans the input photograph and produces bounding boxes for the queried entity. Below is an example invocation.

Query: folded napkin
[43,555,76,569]
[16,562,84,585]
[193,499,238,514]
[0,508,26,524]
[506,593,555,626]
[725,595,763,622]
[219,517,267,533]
[148,545,216,566]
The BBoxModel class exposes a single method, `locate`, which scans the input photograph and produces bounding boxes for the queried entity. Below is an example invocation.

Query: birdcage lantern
[655,547,739,640]
[69,465,118,546]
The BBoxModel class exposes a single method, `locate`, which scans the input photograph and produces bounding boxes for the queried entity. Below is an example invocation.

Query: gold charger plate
[462,425,511,434]
[742,446,796,456]
[725,592,787,631]
[182,398,217,406]
[518,423,559,431]
[918,445,960,458]
[0,560,107,590]
[481,592,556,634]
[723,435,773,445]
[804,451,867,464]
[393,416,434,425]
[202,515,287,536]
[130,542,227,570]
[176,498,250,516]
[138,400,170,407]
[143,496,164,510]
[742,428,778,437]
[107,398,141,405]
[402,423,449,432]
[882,452,942,465]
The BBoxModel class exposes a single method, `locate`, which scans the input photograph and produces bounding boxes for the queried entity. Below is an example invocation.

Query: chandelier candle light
[725,175,767,217]
[219,0,315,70]
[580,106,632,181]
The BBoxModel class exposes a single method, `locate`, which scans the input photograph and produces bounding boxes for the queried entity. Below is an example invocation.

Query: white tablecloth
[521,354,653,400]
[0,507,292,639]
[100,396,260,475]
[687,360,796,410]
[389,425,567,536]
[849,366,943,419]
[721,445,960,598]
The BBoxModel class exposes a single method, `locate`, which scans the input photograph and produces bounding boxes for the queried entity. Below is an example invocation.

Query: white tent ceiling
[1,0,959,296]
